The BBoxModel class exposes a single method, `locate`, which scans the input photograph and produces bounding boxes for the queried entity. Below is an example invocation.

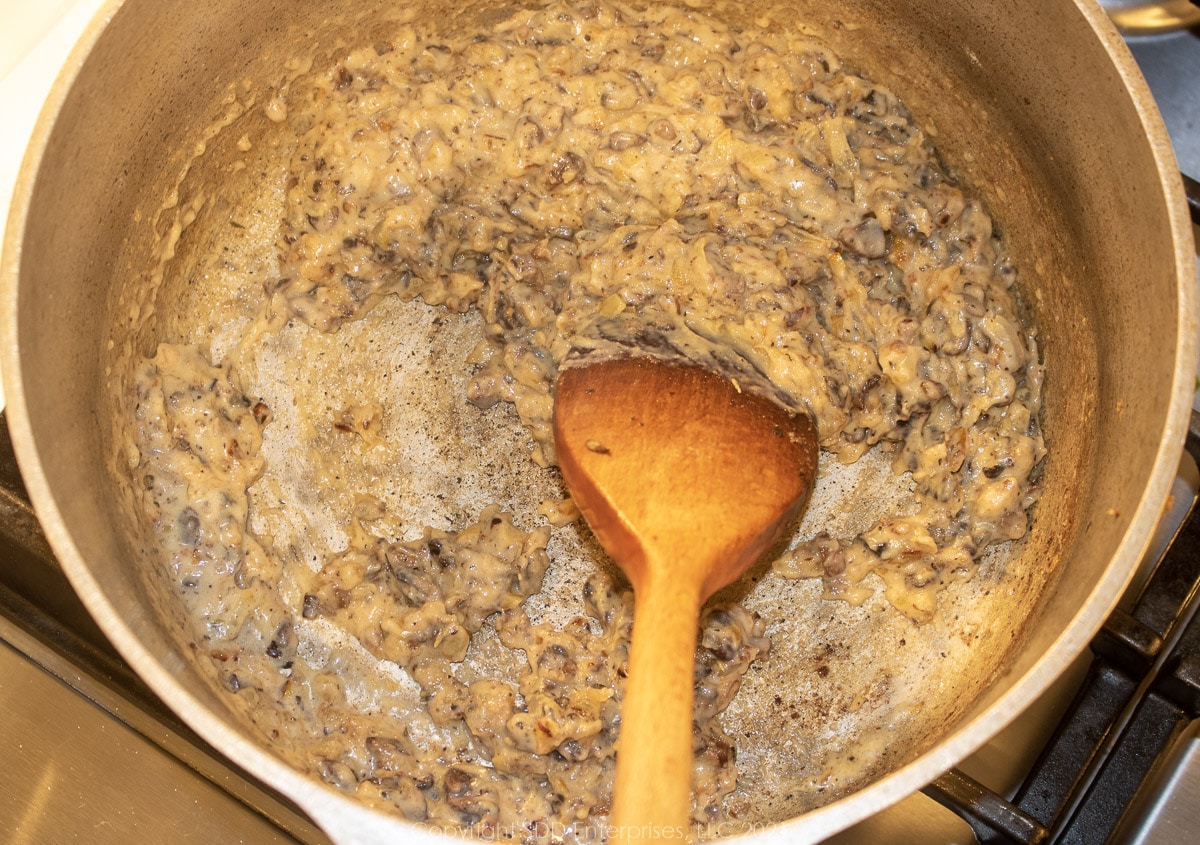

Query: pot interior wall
[4,0,1187,836]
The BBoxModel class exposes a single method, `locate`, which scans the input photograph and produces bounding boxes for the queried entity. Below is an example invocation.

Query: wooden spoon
[552,355,819,841]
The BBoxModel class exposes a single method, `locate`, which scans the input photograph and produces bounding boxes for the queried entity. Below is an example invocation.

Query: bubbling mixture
[125,1,1045,839]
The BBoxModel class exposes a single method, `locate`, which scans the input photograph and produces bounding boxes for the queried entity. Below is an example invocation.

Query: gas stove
[1,2,1198,843]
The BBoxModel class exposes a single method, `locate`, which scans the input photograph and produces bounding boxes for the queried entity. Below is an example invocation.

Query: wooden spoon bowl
[553,355,819,840]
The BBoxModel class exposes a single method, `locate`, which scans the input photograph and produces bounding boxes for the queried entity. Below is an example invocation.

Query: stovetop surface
[1125,25,1200,180]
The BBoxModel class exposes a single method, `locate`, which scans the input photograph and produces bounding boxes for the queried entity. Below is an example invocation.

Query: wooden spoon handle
[611,573,702,841]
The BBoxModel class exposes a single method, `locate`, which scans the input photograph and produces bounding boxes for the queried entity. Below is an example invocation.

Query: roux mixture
[124,1,1045,839]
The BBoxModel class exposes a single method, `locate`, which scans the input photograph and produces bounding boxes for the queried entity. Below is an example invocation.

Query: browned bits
[443,767,474,796]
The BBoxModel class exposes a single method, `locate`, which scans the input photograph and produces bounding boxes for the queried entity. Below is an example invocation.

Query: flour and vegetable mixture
[124,1,1045,839]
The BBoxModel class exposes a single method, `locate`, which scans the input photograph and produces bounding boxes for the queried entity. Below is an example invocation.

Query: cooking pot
[1,0,1195,842]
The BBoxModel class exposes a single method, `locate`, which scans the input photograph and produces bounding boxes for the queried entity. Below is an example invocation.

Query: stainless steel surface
[827,794,975,844]
[1113,721,1200,844]
[0,638,297,844]
[1,1,1196,843]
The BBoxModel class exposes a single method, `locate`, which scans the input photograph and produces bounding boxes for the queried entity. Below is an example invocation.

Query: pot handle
[923,769,1049,844]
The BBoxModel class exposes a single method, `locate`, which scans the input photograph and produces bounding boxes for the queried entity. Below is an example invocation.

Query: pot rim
[2,1,1196,842]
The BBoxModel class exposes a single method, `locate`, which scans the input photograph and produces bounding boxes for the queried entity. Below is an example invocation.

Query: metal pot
[1,0,1195,842]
